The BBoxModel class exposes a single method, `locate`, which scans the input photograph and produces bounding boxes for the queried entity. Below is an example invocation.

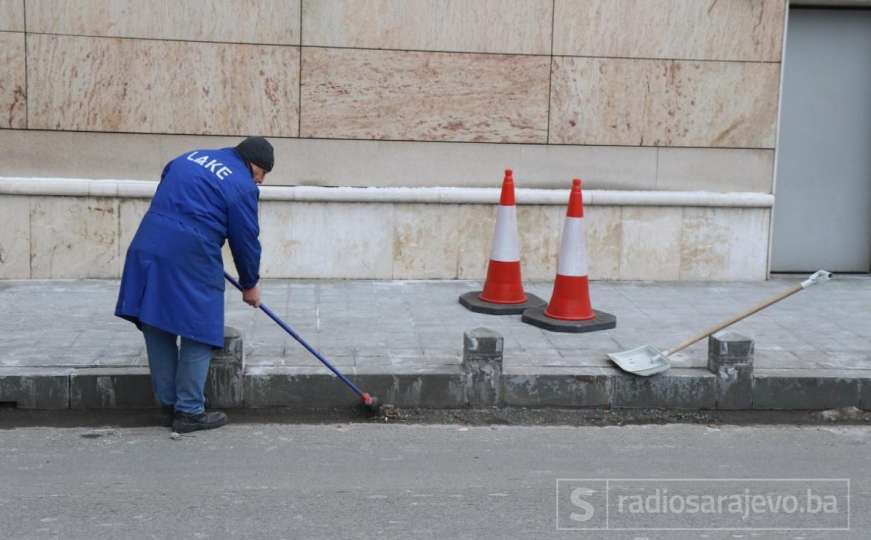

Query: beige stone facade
[0,0,787,281]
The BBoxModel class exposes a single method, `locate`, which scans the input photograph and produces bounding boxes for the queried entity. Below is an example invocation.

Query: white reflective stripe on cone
[489,205,521,262]
[557,217,588,276]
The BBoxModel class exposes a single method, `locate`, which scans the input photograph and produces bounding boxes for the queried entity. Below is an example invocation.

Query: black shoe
[172,410,227,434]
[160,405,174,428]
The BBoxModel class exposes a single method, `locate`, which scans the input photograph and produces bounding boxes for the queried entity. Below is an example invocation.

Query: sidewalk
[1,276,869,411]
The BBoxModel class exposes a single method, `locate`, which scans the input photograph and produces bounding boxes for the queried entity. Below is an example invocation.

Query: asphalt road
[0,423,867,539]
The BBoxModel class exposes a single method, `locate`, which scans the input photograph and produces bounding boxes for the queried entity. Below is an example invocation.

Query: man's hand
[242,284,261,308]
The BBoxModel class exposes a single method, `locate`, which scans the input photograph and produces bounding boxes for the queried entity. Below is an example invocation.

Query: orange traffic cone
[459,169,545,315]
[522,179,616,332]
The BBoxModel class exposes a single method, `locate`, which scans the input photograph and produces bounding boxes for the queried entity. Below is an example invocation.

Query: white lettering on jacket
[186,151,233,180]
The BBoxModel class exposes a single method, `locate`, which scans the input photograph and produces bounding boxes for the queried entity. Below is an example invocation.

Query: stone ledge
[0,368,71,409]
[752,372,866,411]
[0,177,775,208]
[70,368,157,409]
[5,365,870,412]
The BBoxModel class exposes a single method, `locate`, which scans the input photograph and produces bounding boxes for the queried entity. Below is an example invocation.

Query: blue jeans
[142,324,213,414]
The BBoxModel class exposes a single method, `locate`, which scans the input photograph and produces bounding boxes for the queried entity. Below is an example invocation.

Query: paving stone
[1,277,869,411]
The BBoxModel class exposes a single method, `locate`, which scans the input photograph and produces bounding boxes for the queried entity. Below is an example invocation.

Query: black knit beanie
[235,136,274,172]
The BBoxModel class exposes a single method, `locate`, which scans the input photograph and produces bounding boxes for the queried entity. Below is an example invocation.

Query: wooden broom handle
[666,284,804,356]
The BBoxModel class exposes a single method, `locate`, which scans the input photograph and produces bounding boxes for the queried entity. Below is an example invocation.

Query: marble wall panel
[27,34,299,136]
[518,205,565,280]
[259,201,394,279]
[0,32,25,129]
[585,206,622,280]
[303,0,552,54]
[393,204,462,279]
[680,207,769,280]
[15,195,775,280]
[455,204,622,282]
[118,199,150,273]
[550,57,780,148]
[456,205,495,280]
[0,0,23,31]
[30,197,120,278]
[619,207,683,280]
[0,130,660,190]
[657,148,775,193]
[0,196,30,278]
[553,0,785,61]
[301,48,550,143]
[25,0,300,44]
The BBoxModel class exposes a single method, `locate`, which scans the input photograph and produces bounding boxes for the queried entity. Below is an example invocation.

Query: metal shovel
[608,270,833,376]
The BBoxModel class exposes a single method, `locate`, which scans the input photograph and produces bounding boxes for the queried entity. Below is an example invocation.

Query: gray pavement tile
[1,277,868,382]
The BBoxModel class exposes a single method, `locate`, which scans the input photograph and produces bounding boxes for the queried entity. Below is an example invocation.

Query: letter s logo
[569,487,596,522]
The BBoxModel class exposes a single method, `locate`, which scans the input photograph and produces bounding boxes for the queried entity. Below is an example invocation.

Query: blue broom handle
[223,273,366,399]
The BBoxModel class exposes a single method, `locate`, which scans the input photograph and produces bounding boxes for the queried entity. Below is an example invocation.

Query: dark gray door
[772,8,871,272]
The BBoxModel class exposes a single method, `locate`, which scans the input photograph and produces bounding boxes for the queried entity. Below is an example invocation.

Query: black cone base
[458,291,547,315]
[521,306,616,333]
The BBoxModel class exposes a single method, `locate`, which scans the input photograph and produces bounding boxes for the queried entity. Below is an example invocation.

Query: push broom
[224,272,382,413]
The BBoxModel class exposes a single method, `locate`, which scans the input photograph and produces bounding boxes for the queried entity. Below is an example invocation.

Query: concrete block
[463,328,504,359]
[303,0,552,54]
[708,332,755,369]
[0,369,70,409]
[204,326,245,409]
[611,368,718,409]
[463,328,503,406]
[709,332,754,410]
[70,368,158,409]
[503,370,610,408]
[752,373,860,410]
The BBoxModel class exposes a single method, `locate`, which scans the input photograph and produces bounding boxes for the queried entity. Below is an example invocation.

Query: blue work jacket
[115,147,261,347]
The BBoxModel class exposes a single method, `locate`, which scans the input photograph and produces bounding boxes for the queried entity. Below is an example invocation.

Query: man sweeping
[115,137,274,433]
